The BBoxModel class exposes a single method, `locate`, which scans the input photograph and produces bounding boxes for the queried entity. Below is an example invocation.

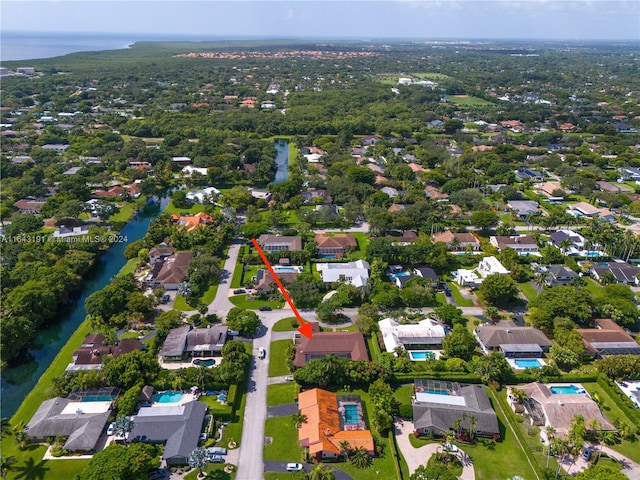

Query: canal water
[273,139,290,184]
[0,196,170,417]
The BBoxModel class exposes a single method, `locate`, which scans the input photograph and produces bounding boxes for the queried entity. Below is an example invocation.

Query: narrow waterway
[273,139,290,184]
[0,196,170,417]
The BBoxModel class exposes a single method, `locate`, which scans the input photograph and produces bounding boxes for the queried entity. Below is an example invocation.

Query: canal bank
[273,138,290,184]
[0,196,170,418]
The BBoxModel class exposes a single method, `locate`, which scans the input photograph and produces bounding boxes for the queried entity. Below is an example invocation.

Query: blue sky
[2,1,639,40]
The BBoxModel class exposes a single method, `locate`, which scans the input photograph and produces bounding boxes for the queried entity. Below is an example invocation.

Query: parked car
[443,286,452,297]
[233,289,246,294]
[161,294,170,304]
[258,347,266,359]
[148,469,166,480]
[581,448,592,461]
[207,447,227,455]
[106,422,115,436]
[259,306,272,311]
[207,454,225,463]
[286,463,304,471]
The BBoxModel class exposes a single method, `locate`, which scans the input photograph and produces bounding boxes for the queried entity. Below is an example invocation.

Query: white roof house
[455,256,509,287]
[378,318,447,353]
[316,260,369,288]
[181,165,209,177]
[186,187,220,204]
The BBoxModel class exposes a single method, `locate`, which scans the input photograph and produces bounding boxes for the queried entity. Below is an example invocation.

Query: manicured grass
[518,281,539,301]
[367,334,382,362]
[0,443,90,480]
[393,384,412,411]
[199,394,234,417]
[446,282,474,307]
[107,202,137,223]
[263,415,304,462]
[117,257,139,277]
[163,202,207,216]
[435,292,447,305]
[583,278,606,298]
[173,282,219,312]
[444,94,495,106]
[272,317,300,332]
[267,383,297,406]
[220,377,248,449]
[268,340,292,377]
[184,464,234,480]
[229,294,284,310]
[230,260,244,289]
[119,330,142,340]
[264,473,298,480]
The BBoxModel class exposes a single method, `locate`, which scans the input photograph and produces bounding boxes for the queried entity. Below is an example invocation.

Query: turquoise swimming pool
[343,404,360,425]
[515,359,543,368]
[550,385,585,395]
[409,350,435,361]
[153,391,185,403]
[193,358,217,367]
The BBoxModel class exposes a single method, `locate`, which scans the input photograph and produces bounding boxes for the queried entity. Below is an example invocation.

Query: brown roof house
[254,269,299,293]
[257,234,302,252]
[475,320,552,358]
[432,230,481,253]
[314,233,358,258]
[292,329,368,368]
[14,198,46,214]
[66,335,142,372]
[149,251,194,290]
[489,235,540,256]
[577,319,640,358]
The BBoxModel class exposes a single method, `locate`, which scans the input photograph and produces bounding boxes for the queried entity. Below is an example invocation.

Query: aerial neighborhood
[1,35,640,480]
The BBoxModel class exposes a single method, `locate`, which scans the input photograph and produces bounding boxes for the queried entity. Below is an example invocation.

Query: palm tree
[113,416,135,445]
[534,271,549,290]
[545,426,556,467]
[188,447,207,477]
[349,447,372,469]
[1,456,17,480]
[338,440,351,460]
[468,414,478,441]
[292,412,308,428]
[14,430,29,450]
[452,418,462,437]
[308,464,336,480]
[510,387,528,405]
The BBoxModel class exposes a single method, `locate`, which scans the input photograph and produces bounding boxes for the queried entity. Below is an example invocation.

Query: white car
[286,463,303,471]
[106,422,115,436]
[258,347,266,359]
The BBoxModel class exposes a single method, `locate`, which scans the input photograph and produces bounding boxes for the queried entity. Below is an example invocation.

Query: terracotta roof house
[475,320,551,357]
[91,186,124,198]
[170,212,214,232]
[314,233,358,258]
[297,388,374,461]
[14,198,46,214]
[292,331,368,368]
[378,318,447,352]
[152,251,194,290]
[159,325,229,362]
[130,400,207,466]
[432,231,481,252]
[489,235,540,256]
[514,382,615,441]
[424,185,449,201]
[577,319,640,358]
[257,234,302,252]
[412,380,499,437]
[26,398,112,451]
[534,182,565,198]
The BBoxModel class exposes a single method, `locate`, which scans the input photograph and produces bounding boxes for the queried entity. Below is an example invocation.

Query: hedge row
[596,374,640,426]
[387,430,404,480]
[368,332,382,362]
[393,372,599,385]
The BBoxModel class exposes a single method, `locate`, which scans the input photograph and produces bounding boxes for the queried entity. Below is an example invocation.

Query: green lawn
[267,383,297,406]
[444,94,495,106]
[268,340,292,377]
[184,464,234,480]
[173,283,219,312]
[272,317,300,332]
[583,278,606,298]
[264,415,304,462]
[230,260,245,289]
[117,257,139,277]
[163,202,207,216]
[0,443,91,480]
[229,294,284,310]
[446,282,474,307]
[518,281,539,301]
[220,378,248,449]
[107,202,137,223]
[199,394,234,417]
[264,473,298,480]
[393,384,412,410]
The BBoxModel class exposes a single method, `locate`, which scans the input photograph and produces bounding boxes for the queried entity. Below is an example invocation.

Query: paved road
[263,462,353,480]
[208,242,241,316]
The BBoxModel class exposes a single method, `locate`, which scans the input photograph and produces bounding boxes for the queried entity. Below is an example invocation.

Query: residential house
[424,185,449,201]
[26,398,112,452]
[378,318,447,353]
[617,167,640,181]
[149,246,175,265]
[66,335,142,372]
[394,274,419,289]
[412,380,500,437]
[257,234,302,252]
[534,182,565,198]
[596,181,632,194]
[159,325,229,362]
[250,189,271,201]
[147,251,194,290]
[130,400,207,466]
[515,169,543,182]
[361,135,382,146]
[432,231,481,253]
[489,235,540,256]
[316,260,370,288]
[254,269,298,293]
[548,229,592,256]
[314,233,357,258]
[301,188,328,204]
[186,187,220,204]
[297,388,374,461]
[591,262,640,285]
[545,266,579,286]
[181,165,209,177]
[507,200,540,220]
[514,382,615,441]
[52,225,90,238]
[415,266,438,285]
[577,319,640,358]
[170,212,215,232]
[292,330,368,368]
[455,256,509,287]
[14,198,46,214]
[171,156,192,165]
[381,186,400,198]
[567,202,615,222]
[475,320,551,357]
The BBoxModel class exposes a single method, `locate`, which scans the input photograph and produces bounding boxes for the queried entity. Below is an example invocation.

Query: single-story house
[545,266,579,286]
[577,319,640,358]
[254,269,298,293]
[596,181,631,193]
[181,165,209,177]
[506,200,540,220]
[618,167,640,181]
[130,400,207,466]
[455,256,509,287]
[415,266,438,284]
[432,231,481,252]
[515,169,543,182]
[52,225,90,238]
[489,235,540,256]
[534,182,565,198]
[170,212,214,232]
[26,398,112,451]
[548,229,590,256]
[513,382,615,441]
[149,246,175,265]
[298,388,374,461]
[475,320,552,357]
[159,325,228,362]
[147,251,194,290]
[412,380,499,437]
[378,318,447,352]
[316,260,370,288]
[590,263,640,286]
[292,331,368,368]
[14,198,46,214]
[66,336,142,372]
[315,233,358,258]
[185,187,220,204]
[257,234,302,252]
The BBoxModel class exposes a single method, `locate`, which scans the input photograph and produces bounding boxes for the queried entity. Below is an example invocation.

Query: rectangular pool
[409,351,436,361]
[550,385,585,395]
[343,404,360,425]
[152,391,186,403]
[515,359,543,369]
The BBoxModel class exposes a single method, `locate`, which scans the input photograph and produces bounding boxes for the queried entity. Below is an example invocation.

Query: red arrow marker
[251,238,313,339]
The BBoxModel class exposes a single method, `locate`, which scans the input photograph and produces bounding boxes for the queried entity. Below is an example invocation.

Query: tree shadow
[15,457,50,480]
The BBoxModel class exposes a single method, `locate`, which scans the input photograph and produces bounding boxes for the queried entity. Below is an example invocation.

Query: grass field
[518,281,539,301]
[269,339,292,377]
[446,282,474,307]
[184,464,234,480]
[444,94,495,106]
[173,283,219,312]
[117,257,139,277]
[163,201,207,216]
[229,294,284,310]
[272,317,300,332]
[107,202,137,223]
[199,394,234,417]
[267,383,297,406]
[263,415,304,462]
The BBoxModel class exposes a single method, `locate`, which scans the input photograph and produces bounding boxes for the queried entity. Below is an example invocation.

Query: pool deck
[615,380,640,408]
[158,355,222,370]
[151,392,197,407]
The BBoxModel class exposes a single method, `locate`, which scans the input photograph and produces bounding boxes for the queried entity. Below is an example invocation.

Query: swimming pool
[515,359,543,369]
[153,391,185,403]
[193,358,217,367]
[550,385,585,395]
[81,395,116,402]
[343,404,360,425]
[273,265,303,273]
[423,388,451,396]
[389,271,411,281]
[409,351,436,361]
